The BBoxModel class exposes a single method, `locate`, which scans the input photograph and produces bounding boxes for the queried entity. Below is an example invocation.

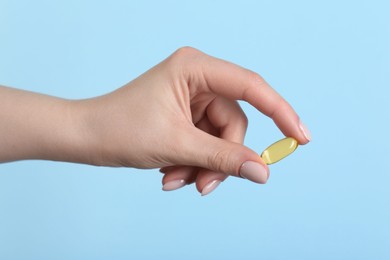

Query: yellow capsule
[260,137,298,165]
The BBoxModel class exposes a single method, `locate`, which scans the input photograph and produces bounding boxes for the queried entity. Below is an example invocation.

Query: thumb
[181,127,269,184]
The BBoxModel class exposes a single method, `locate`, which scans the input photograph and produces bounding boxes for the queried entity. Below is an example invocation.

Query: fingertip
[273,114,311,146]
[161,166,197,186]
[201,180,221,196]
[195,170,227,193]
[299,120,312,143]
[239,160,269,184]
[162,179,187,191]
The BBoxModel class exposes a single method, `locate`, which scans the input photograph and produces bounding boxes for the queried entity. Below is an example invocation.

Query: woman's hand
[75,47,311,195]
[0,47,311,195]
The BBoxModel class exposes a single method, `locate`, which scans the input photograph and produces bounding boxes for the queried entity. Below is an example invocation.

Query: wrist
[63,99,103,166]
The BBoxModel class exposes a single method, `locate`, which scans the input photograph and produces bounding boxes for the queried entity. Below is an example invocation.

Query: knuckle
[248,70,266,88]
[242,71,266,101]
[208,149,232,173]
[165,46,203,74]
[252,71,265,83]
[172,46,201,61]
[167,47,206,88]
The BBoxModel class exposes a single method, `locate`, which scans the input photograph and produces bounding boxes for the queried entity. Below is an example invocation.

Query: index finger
[194,50,311,144]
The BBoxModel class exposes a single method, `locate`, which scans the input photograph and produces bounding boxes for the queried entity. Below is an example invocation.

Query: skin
[0,47,310,194]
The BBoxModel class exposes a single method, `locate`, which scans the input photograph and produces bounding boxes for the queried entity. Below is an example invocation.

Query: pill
[260,137,298,165]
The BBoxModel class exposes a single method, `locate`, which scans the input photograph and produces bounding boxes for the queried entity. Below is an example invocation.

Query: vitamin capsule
[260,137,298,165]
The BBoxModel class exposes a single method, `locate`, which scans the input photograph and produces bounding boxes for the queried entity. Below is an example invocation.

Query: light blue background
[0,0,389,259]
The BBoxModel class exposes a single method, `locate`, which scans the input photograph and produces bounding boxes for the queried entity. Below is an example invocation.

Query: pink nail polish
[201,180,221,196]
[240,161,268,184]
[162,180,186,191]
[299,120,312,142]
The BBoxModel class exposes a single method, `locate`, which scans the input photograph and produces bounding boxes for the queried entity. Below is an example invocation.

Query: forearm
[0,85,89,164]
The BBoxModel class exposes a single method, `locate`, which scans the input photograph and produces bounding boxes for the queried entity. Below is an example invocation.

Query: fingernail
[201,180,221,196]
[162,180,186,191]
[299,120,312,142]
[240,161,268,184]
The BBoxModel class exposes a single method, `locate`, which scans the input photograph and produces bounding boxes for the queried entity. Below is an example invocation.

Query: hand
[0,47,311,196]
[75,47,311,195]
